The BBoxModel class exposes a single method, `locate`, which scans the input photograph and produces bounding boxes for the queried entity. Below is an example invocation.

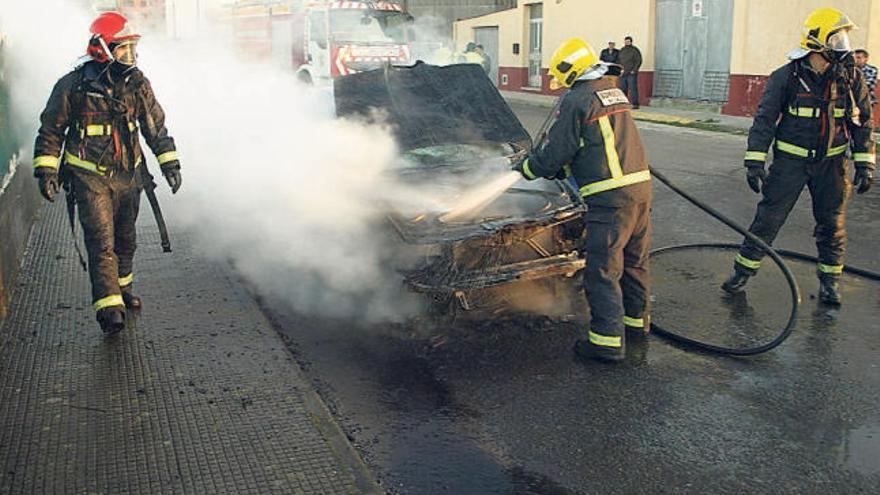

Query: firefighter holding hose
[721,7,875,305]
[32,12,182,335]
[512,38,652,363]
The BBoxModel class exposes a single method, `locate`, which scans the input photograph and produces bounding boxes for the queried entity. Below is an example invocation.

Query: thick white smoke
[1,0,92,141]
[1,1,513,321]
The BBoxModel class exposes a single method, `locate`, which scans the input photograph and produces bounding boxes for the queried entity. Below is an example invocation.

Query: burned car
[334,62,586,318]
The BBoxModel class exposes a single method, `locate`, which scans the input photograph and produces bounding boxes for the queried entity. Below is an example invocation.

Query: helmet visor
[827,30,852,52]
[112,40,138,65]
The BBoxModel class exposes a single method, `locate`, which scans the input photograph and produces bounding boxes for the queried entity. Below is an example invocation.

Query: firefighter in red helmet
[33,12,182,335]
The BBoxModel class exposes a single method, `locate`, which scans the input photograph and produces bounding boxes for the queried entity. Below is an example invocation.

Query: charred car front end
[335,63,586,317]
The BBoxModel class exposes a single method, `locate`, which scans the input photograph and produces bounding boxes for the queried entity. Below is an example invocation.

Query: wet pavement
[266,104,880,493]
[0,201,378,494]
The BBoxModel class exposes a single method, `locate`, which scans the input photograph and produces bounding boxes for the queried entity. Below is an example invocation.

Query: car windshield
[329,9,409,44]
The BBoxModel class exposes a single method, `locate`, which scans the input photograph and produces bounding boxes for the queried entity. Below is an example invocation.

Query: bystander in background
[618,36,642,109]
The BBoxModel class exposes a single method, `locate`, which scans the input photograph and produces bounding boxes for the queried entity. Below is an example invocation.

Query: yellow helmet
[548,38,599,90]
[800,7,856,52]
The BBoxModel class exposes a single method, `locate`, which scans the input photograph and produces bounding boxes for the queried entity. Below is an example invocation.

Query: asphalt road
[268,102,880,494]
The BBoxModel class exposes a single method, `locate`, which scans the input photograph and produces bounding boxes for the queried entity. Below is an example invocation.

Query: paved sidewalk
[0,202,378,494]
[501,90,753,132]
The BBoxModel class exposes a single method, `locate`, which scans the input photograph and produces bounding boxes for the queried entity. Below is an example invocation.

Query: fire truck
[231,1,415,84]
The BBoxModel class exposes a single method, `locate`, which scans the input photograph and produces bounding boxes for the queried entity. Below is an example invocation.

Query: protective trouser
[619,73,640,107]
[70,169,142,312]
[584,202,652,349]
[735,155,849,276]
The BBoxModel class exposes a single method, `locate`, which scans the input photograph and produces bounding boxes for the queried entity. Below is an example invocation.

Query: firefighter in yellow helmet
[512,38,652,363]
[722,7,875,305]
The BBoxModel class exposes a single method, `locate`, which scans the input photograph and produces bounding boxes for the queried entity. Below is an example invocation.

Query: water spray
[438,170,522,222]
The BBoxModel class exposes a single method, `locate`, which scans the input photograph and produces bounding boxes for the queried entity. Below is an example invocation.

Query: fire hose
[530,99,880,356]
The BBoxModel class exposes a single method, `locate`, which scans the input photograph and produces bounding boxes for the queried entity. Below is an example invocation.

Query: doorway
[474,26,499,85]
[653,0,733,101]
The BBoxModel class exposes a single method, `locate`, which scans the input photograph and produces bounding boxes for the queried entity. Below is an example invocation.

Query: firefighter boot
[121,286,142,310]
[625,318,649,337]
[97,307,126,336]
[817,273,841,306]
[573,339,624,363]
[721,266,752,294]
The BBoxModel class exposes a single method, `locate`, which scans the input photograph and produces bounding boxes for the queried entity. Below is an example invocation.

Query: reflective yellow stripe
[735,254,761,270]
[522,158,537,180]
[598,116,623,178]
[157,151,179,165]
[579,169,651,197]
[65,151,107,175]
[64,151,140,175]
[93,294,124,311]
[827,143,848,157]
[623,316,644,328]
[588,330,622,348]
[744,151,767,162]
[777,141,848,159]
[787,106,819,118]
[118,273,134,287]
[85,124,112,136]
[33,155,60,169]
[81,122,135,135]
[776,140,810,157]
[852,152,876,164]
[785,106,845,118]
[817,263,843,275]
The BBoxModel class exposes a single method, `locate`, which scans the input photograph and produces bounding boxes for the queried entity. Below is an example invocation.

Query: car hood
[333,62,532,152]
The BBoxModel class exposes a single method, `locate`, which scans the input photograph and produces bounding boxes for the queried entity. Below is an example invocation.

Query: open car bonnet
[334,62,583,245]
[334,63,586,299]
[333,62,532,151]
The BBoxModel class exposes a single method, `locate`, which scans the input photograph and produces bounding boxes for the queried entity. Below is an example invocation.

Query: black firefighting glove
[745,162,766,194]
[161,161,182,194]
[34,167,60,203]
[511,154,534,180]
[853,165,874,194]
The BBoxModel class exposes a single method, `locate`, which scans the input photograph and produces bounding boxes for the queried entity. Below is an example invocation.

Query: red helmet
[87,12,141,64]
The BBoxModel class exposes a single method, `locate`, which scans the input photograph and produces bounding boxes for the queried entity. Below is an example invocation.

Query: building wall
[456,0,879,116]
[725,0,878,116]
[454,0,654,103]
[730,0,877,75]
[0,43,41,320]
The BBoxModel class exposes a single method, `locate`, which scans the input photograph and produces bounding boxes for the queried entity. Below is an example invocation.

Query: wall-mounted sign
[692,0,703,17]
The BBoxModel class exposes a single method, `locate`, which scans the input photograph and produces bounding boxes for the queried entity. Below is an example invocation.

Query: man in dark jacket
[33,12,182,334]
[618,36,642,109]
[721,7,875,306]
[513,38,652,363]
[600,41,619,64]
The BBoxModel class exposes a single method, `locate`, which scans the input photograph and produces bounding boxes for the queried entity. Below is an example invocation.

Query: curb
[501,90,749,135]
[631,111,749,135]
